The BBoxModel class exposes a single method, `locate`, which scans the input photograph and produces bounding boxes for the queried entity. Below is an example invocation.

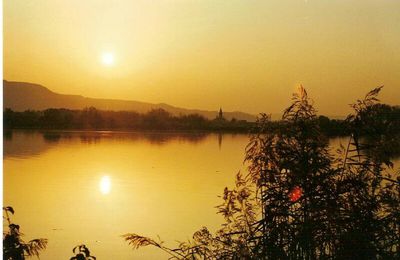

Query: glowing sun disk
[101,52,114,66]
[99,176,111,194]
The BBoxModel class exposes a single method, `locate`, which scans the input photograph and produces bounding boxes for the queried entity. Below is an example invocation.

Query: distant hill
[3,80,257,121]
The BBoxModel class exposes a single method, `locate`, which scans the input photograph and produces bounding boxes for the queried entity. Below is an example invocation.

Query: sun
[99,176,111,194]
[101,52,115,66]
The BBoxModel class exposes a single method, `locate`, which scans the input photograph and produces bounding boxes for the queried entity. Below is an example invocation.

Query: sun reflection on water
[99,176,111,194]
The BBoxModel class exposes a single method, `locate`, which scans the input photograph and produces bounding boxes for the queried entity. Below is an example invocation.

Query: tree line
[5,105,399,136]
[3,107,252,132]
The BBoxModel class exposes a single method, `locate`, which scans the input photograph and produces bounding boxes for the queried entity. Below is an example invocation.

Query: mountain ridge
[3,80,257,121]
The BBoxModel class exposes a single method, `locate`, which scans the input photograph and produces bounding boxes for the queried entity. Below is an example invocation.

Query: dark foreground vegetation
[122,87,400,259]
[3,87,400,259]
[3,207,47,259]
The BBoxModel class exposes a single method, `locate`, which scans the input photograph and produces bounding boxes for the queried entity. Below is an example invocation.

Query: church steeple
[218,108,223,119]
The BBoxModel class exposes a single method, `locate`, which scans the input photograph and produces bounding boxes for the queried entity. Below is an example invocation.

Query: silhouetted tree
[4,108,15,128]
[80,107,103,129]
[142,109,172,130]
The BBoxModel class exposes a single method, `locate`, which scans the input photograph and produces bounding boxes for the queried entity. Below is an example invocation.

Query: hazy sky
[4,0,400,115]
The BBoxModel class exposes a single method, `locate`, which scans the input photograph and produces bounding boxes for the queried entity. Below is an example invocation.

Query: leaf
[73,245,80,254]
[25,238,48,257]
[3,206,15,214]
[122,233,162,249]
[9,223,20,231]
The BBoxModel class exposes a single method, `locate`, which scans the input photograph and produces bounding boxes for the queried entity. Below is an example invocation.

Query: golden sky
[4,0,400,115]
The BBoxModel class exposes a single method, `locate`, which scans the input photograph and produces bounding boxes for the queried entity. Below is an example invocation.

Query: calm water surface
[4,131,248,259]
[4,131,399,259]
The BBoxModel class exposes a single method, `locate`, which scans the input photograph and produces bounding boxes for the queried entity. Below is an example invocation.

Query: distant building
[214,107,226,122]
[218,108,223,120]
